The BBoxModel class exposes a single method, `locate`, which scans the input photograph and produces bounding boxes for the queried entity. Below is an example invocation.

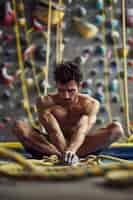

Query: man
[13,61,124,165]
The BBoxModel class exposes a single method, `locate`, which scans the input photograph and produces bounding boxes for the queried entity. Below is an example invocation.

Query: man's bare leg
[39,111,67,153]
[77,121,124,158]
[12,120,62,158]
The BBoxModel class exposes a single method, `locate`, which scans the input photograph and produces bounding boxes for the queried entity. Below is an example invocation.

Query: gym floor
[0,177,132,200]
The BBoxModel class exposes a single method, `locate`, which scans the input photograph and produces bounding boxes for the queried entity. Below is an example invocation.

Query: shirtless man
[13,61,124,165]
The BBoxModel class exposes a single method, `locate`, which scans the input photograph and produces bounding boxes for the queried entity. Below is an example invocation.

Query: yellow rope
[12,0,36,128]
[121,0,131,136]
[0,147,35,171]
[19,0,41,96]
[44,0,52,95]
[56,0,64,64]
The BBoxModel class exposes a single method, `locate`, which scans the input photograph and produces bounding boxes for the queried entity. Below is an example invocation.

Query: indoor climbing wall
[0,0,133,140]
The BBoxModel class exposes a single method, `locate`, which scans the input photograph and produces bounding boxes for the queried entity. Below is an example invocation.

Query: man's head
[54,61,82,102]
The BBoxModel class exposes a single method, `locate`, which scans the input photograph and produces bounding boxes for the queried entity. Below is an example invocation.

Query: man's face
[56,80,79,103]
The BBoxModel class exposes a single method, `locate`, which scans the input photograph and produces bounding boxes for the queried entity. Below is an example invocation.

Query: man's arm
[36,95,55,114]
[36,95,67,153]
[66,99,100,153]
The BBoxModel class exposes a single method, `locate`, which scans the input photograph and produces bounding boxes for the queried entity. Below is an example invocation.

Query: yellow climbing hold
[73,17,98,39]
[34,0,65,25]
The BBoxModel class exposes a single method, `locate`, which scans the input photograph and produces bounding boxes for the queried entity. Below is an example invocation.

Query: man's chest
[53,104,84,127]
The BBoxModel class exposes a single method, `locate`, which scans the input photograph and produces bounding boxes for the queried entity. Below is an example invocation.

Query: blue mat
[101,146,133,160]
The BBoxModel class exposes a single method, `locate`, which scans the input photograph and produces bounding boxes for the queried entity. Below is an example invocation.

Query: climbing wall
[0,0,133,140]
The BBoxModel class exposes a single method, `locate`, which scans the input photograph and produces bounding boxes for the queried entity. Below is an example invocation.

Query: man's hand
[64,151,79,165]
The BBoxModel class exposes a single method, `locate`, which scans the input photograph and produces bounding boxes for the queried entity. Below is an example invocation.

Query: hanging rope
[12,0,36,128]
[56,0,64,64]
[121,0,131,136]
[44,0,52,95]
[19,0,41,96]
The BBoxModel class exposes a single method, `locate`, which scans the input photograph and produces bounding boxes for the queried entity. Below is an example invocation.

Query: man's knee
[39,111,53,125]
[12,120,31,138]
[107,121,124,140]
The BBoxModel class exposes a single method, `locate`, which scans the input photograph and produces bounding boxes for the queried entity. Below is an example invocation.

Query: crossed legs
[77,121,124,157]
[12,112,124,159]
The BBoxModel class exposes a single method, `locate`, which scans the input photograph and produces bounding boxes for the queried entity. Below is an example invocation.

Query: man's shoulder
[36,93,57,107]
[78,94,99,106]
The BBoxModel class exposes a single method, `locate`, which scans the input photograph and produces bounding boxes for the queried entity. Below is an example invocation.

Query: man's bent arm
[36,96,67,153]
[66,100,100,153]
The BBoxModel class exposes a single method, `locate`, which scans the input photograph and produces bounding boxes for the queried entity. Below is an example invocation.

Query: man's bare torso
[37,93,98,140]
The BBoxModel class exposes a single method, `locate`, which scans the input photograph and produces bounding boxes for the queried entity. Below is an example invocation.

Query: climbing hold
[33,0,65,25]
[17,2,24,12]
[0,63,16,86]
[2,90,11,100]
[81,79,93,88]
[94,91,104,103]
[3,116,12,123]
[120,105,124,113]
[82,48,92,58]
[110,60,117,72]
[128,75,133,81]
[32,17,45,31]
[117,47,129,58]
[4,1,15,26]
[75,5,87,17]
[95,79,104,88]
[23,44,36,60]
[96,0,104,10]
[73,17,98,39]
[96,59,104,71]
[94,45,106,56]
[25,78,34,87]
[106,31,120,45]
[80,80,93,95]
[128,37,133,47]
[111,93,120,103]
[128,60,133,67]
[93,35,103,43]
[95,14,105,26]
[0,122,5,129]
[106,0,118,7]
[99,105,107,113]
[80,88,92,96]
[4,34,14,43]
[109,79,119,92]
[106,19,119,29]
[18,18,26,27]
[90,69,97,76]
[127,9,133,28]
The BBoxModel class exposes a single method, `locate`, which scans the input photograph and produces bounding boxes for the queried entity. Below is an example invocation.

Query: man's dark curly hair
[54,61,83,85]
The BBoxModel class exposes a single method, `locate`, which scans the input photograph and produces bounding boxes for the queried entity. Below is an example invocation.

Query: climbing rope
[56,0,64,64]
[0,146,133,182]
[121,0,131,136]
[44,0,52,96]
[12,0,36,128]
[19,0,41,95]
